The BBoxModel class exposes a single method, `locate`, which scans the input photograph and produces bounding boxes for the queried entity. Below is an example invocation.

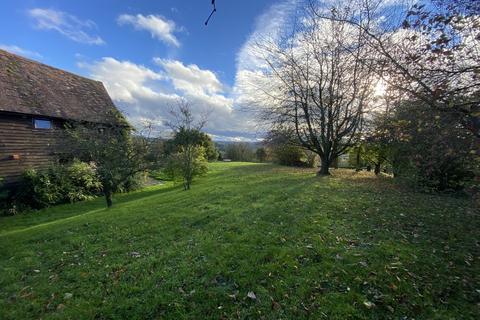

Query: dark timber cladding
[0,49,126,185]
[0,113,65,183]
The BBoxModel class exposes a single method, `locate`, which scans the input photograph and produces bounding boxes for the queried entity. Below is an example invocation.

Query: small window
[34,119,52,129]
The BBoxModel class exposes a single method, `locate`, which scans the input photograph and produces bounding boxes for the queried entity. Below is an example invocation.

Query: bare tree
[310,0,480,138]
[249,4,376,175]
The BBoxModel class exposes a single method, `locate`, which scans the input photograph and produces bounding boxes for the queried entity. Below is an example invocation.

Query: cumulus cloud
[28,8,105,45]
[154,58,224,95]
[80,57,166,104]
[0,44,42,59]
[117,14,180,47]
[79,57,256,140]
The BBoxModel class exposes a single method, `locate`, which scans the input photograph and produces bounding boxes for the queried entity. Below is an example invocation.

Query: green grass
[0,162,478,319]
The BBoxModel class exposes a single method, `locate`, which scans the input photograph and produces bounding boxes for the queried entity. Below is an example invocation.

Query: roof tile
[0,49,126,125]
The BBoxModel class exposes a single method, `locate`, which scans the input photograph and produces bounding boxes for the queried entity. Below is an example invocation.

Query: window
[34,119,52,129]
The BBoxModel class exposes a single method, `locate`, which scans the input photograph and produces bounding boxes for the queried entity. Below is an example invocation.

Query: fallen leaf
[271,299,281,310]
[247,291,257,300]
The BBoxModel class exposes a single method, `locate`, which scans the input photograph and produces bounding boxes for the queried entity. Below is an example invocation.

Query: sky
[0,0,302,141]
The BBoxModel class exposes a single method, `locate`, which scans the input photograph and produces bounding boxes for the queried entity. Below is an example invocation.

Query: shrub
[271,144,305,167]
[0,177,8,201]
[18,161,102,209]
[21,169,63,208]
[64,161,103,202]
[117,172,146,193]
[304,150,318,168]
[0,177,11,215]
[265,129,315,167]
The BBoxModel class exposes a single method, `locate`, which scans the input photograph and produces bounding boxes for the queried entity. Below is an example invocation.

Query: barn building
[0,49,125,185]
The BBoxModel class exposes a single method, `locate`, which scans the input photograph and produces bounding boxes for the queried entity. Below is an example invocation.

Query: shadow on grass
[0,184,180,236]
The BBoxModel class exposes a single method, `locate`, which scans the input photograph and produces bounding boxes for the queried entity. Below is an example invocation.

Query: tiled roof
[0,49,126,125]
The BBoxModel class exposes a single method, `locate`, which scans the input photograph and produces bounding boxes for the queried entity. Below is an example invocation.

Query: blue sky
[0,0,297,140]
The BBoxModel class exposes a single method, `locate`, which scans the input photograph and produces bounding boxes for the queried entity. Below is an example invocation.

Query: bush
[271,144,308,167]
[21,168,63,208]
[304,150,318,168]
[0,177,8,201]
[18,161,102,209]
[117,172,146,193]
[0,177,11,215]
[265,129,316,168]
[64,161,103,201]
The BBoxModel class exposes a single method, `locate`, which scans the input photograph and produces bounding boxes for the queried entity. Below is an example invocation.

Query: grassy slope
[0,163,478,319]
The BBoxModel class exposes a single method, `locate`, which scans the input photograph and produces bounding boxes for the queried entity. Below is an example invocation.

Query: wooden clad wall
[0,112,64,185]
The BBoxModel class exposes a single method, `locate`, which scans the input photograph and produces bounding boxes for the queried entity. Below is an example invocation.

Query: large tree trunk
[318,158,331,175]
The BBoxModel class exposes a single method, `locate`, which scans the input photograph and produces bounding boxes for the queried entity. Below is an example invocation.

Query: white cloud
[28,8,105,45]
[79,57,166,104]
[0,44,42,59]
[236,0,298,72]
[154,58,224,96]
[79,57,257,140]
[233,0,300,127]
[117,14,180,47]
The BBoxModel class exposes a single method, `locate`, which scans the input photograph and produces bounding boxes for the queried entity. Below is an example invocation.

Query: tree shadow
[0,184,179,235]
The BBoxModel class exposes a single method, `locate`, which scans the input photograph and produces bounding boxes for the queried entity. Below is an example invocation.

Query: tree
[67,123,156,207]
[225,143,255,162]
[363,140,389,175]
[248,3,376,175]
[256,147,268,162]
[400,0,480,137]
[362,110,397,175]
[198,132,219,161]
[311,0,480,138]
[163,145,208,189]
[352,144,365,172]
[164,130,217,161]
[383,99,478,190]
[166,100,209,190]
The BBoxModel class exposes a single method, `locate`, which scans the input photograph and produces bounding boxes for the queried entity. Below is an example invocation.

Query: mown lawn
[0,162,478,319]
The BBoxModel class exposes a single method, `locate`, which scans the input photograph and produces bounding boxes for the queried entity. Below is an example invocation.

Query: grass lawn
[0,162,478,319]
